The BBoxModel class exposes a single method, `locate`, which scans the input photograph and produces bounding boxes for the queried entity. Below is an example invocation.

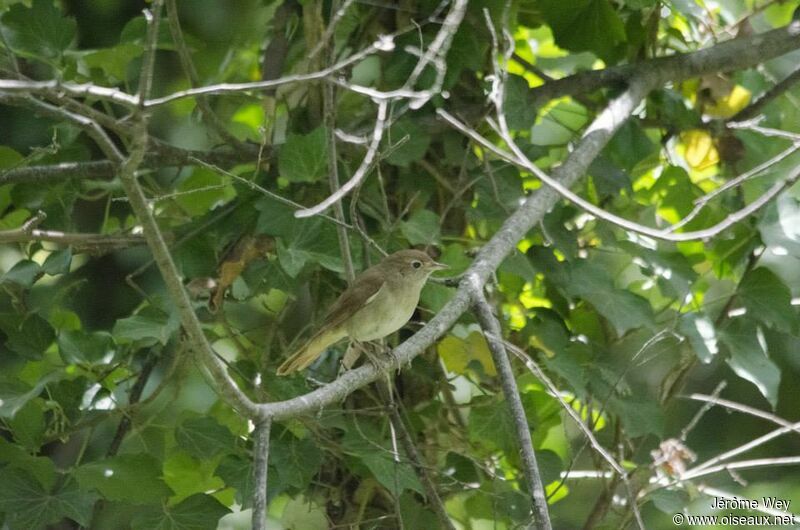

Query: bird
[276,249,447,375]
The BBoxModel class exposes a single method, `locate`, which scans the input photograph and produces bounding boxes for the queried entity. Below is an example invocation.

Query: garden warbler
[276,249,447,375]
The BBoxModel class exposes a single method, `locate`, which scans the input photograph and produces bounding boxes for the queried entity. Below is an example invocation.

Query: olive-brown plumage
[276,249,446,375]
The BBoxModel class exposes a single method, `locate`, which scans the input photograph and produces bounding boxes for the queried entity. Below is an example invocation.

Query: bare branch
[0,227,146,254]
[144,42,381,108]
[251,418,272,530]
[471,289,552,530]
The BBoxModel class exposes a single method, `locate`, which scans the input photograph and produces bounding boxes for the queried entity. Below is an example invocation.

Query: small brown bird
[276,249,447,375]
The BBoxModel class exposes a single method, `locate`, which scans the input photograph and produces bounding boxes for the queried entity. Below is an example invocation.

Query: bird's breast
[346,278,424,341]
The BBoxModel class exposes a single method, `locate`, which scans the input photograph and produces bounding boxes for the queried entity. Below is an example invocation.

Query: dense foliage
[1,0,799,529]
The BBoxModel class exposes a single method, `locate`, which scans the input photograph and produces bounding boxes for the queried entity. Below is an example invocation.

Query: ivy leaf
[737,267,796,332]
[74,453,173,504]
[58,330,114,365]
[174,417,236,459]
[385,118,431,167]
[42,249,72,276]
[270,435,323,490]
[359,451,424,497]
[504,74,537,130]
[1,0,76,61]
[162,452,225,503]
[131,494,230,530]
[678,313,719,364]
[608,396,664,438]
[567,261,654,336]
[0,469,96,530]
[0,313,54,359]
[112,309,180,346]
[1,259,42,288]
[8,399,45,451]
[538,0,626,59]
[83,43,142,81]
[468,397,516,455]
[721,320,781,409]
[400,209,441,245]
[279,127,328,183]
[437,331,496,375]
[0,371,63,419]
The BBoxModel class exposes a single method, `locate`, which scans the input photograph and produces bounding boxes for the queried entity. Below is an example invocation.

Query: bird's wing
[322,269,386,329]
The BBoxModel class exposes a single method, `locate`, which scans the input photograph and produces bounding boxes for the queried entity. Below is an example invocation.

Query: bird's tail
[276,327,347,375]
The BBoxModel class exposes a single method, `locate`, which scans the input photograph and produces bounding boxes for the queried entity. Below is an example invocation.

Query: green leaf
[0,313,55,359]
[738,267,796,332]
[174,417,236,459]
[58,330,114,364]
[161,451,225,503]
[215,455,255,507]
[0,370,62,418]
[271,435,323,490]
[279,496,328,530]
[678,313,719,364]
[385,118,431,167]
[504,74,537,130]
[650,489,690,514]
[721,320,781,409]
[131,494,230,530]
[0,469,95,530]
[538,0,626,59]
[174,168,235,217]
[0,438,57,490]
[8,398,45,451]
[608,396,663,438]
[1,259,42,288]
[256,196,344,275]
[567,261,654,336]
[468,397,516,454]
[41,249,71,276]
[1,0,76,60]
[74,453,173,504]
[112,309,179,346]
[400,209,441,245]
[83,42,142,80]
[359,451,424,497]
[278,127,328,182]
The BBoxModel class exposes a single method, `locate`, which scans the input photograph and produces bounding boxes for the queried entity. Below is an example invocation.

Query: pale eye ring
[411,260,422,269]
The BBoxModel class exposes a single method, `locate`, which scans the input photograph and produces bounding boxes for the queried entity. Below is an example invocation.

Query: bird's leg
[341,341,363,372]
[361,341,396,373]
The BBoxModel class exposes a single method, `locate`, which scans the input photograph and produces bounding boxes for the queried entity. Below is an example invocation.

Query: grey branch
[471,289,552,530]
[251,418,272,530]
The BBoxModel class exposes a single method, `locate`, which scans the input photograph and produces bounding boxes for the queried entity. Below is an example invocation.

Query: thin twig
[295,100,388,218]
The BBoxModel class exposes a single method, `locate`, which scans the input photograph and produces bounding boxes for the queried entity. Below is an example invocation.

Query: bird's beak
[429,261,449,271]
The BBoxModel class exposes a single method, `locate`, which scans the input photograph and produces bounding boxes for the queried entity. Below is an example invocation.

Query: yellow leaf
[681,129,719,170]
[437,332,496,375]
[705,85,752,118]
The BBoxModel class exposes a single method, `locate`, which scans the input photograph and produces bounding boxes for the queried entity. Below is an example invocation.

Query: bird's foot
[362,343,396,374]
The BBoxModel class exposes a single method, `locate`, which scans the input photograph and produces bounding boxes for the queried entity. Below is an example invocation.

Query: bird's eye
[411,260,422,269]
